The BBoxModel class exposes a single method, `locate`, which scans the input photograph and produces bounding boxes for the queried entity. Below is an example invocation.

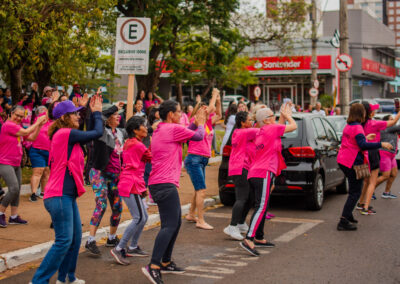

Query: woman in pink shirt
[111,116,152,265]
[142,100,206,284]
[240,104,297,256]
[28,106,53,202]
[358,102,400,215]
[224,111,258,240]
[336,104,391,230]
[0,105,47,228]
[184,89,222,230]
[144,91,164,110]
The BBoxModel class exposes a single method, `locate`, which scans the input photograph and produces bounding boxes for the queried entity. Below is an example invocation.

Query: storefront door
[266,85,294,111]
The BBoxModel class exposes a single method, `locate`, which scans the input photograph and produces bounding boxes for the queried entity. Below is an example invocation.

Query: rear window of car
[327,117,347,132]
[281,119,302,139]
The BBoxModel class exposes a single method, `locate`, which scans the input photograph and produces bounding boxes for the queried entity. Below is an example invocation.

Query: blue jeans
[184,154,209,190]
[32,196,82,284]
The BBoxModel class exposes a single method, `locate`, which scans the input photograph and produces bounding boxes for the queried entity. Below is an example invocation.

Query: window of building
[396,16,400,21]
[396,24,400,29]
[389,16,395,22]
[397,38,400,45]
[352,80,362,100]
[389,2,395,7]
[397,8,400,14]
[397,2,400,7]
[389,24,395,29]
[389,9,395,15]
[397,32,400,36]
[375,2,382,7]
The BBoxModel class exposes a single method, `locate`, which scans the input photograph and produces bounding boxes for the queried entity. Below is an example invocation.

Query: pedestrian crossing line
[225,247,270,255]
[200,258,247,266]
[205,212,324,224]
[213,252,259,261]
[273,222,320,243]
[180,272,223,279]
[186,265,235,274]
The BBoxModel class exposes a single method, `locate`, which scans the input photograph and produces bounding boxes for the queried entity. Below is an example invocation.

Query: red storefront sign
[248,55,332,71]
[361,58,396,78]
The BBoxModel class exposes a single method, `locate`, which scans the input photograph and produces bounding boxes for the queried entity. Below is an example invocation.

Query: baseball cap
[52,100,83,119]
[370,103,380,111]
[43,86,54,93]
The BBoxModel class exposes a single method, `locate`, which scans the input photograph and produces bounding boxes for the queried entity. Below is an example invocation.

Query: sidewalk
[0,160,221,256]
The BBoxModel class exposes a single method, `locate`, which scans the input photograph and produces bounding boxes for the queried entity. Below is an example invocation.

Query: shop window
[352,80,362,100]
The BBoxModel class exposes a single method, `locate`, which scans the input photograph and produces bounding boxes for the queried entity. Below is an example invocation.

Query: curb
[0,195,220,272]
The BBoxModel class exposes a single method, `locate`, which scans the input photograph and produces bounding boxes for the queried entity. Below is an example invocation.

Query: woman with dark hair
[142,100,206,284]
[18,90,40,128]
[0,105,47,228]
[358,101,400,215]
[133,99,146,117]
[31,96,103,284]
[111,116,151,265]
[224,111,258,240]
[84,102,126,256]
[144,91,163,110]
[336,103,392,230]
[220,103,238,154]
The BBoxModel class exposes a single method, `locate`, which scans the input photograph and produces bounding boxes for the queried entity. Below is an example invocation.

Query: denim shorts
[184,154,209,190]
[29,147,49,168]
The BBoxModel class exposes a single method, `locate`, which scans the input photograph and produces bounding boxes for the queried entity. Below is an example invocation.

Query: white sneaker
[56,278,85,284]
[237,223,249,233]
[223,225,244,240]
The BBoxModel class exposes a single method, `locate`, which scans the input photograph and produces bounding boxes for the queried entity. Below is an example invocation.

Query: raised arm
[16,115,47,137]
[387,112,400,127]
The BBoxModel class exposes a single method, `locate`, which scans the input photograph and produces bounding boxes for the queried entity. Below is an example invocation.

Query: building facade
[348,0,384,22]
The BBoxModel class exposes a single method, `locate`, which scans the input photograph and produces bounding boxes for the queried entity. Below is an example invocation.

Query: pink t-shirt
[32,120,52,151]
[228,128,259,176]
[0,120,23,166]
[363,120,387,142]
[187,115,214,158]
[247,124,286,179]
[180,113,190,127]
[144,99,159,109]
[149,122,196,187]
[337,124,369,168]
[42,97,52,105]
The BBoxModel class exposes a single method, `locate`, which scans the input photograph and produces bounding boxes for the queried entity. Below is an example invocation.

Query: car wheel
[306,173,324,210]
[219,190,235,206]
[336,177,348,194]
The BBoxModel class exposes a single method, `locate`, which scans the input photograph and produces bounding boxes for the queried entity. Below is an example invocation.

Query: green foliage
[319,94,334,108]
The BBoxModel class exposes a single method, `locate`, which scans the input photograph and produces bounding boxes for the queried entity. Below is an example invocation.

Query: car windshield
[281,119,301,139]
[327,117,347,132]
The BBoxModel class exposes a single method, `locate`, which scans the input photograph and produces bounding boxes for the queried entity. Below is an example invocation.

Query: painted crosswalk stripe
[180,272,223,279]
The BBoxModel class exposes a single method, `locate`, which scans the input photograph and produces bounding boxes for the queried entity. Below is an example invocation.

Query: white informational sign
[330,29,340,48]
[309,88,319,97]
[254,86,261,98]
[114,17,151,75]
[335,53,353,72]
[313,79,319,89]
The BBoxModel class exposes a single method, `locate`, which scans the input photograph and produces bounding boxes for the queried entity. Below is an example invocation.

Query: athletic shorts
[29,147,49,168]
[379,150,397,172]
[184,154,209,190]
[368,149,380,171]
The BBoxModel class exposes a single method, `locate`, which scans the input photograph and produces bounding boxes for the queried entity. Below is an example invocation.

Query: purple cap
[52,100,83,119]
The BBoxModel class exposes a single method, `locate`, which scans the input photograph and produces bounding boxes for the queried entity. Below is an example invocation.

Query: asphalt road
[2,178,400,284]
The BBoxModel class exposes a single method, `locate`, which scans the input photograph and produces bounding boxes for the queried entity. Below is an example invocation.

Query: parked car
[218,113,347,210]
[374,113,400,167]
[375,98,395,113]
[222,95,249,112]
[350,99,384,112]
[325,115,347,140]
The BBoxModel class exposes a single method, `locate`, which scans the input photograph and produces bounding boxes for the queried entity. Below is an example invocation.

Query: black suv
[218,113,348,210]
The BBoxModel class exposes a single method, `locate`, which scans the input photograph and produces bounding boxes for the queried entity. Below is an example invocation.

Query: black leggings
[149,183,182,266]
[339,164,363,220]
[230,169,253,226]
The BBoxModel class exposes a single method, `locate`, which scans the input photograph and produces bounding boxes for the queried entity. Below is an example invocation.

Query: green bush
[319,94,334,108]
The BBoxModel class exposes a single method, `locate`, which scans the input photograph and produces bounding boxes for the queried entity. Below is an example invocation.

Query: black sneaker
[85,240,101,256]
[110,248,130,265]
[142,265,164,284]
[254,240,275,248]
[160,261,185,274]
[347,216,358,224]
[337,218,357,231]
[29,193,37,202]
[0,214,6,228]
[126,246,149,257]
[106,236,120,247]
[240,240,260,256]
[8,215,28,225]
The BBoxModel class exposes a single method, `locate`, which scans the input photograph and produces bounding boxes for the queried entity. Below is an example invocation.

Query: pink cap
[370,103,380,111]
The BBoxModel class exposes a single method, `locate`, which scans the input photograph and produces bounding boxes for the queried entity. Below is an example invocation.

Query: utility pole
[340,0,350,115]
[310,0,318,107]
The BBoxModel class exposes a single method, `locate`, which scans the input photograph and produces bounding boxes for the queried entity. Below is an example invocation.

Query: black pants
[339,164,363,220]
[230,169,253,226]
[149,183,182,266]
[246,173,273,241]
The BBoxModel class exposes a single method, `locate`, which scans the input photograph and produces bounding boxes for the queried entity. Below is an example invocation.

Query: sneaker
[0,214,6,228]
[36,192,44,199]
[254,240,275,248]
[56,278,86,284]
[147,198,157,206]
[142,265,164,284]
[85,240,101,256]
[355,203,364,210]
[110,248,130,265]
[106,236,120,247]
[29,193,37,202]
[371,194,377,200]
[8,215,28,225]
[360,208,376,215]
[160,261,185,274]
[347,216,358,224]
[237,223,249,233]
[337,218,357,231]
[126,246,149,257]
[239,240,260,257]
[223,225,244,240]
[382,192,397,199]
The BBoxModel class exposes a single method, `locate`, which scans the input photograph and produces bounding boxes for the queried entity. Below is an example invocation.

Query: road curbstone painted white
[0,195,221,272]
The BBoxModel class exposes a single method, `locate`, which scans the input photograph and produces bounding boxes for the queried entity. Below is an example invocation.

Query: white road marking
[186,265,235,274]
[180,273,223,279]
[273,222,320,243]
[200,258,248,267]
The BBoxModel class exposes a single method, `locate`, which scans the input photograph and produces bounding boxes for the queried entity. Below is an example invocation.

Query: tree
[0,0,117,103]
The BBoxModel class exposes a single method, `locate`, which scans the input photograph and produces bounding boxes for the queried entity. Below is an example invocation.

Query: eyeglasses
[265,114,274,119]
[12,113,24,119]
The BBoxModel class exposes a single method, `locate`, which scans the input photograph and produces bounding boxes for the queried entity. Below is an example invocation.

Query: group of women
[337,102,400,231]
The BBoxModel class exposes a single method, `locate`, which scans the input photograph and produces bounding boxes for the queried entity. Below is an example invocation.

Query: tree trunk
[176,81,183,106]
[35,55,52,98]
[9,66,24,104]
[201,79,215,98]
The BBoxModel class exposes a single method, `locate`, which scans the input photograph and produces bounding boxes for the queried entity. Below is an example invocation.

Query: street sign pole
[127,74,135,120]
